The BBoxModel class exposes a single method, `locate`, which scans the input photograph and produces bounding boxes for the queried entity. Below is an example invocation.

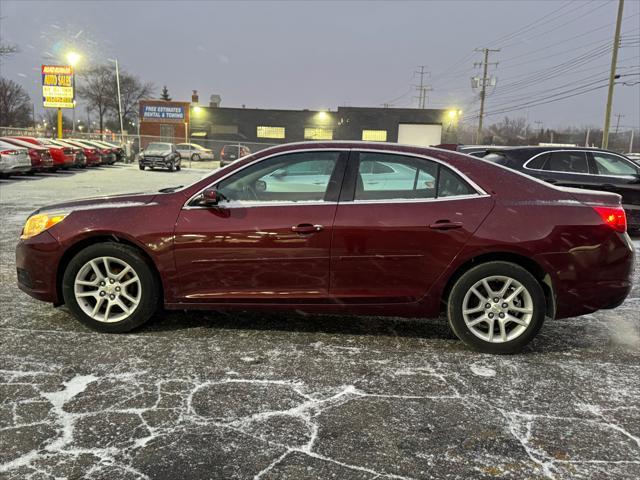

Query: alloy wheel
[461,275,534,343]
[73,256,142,323]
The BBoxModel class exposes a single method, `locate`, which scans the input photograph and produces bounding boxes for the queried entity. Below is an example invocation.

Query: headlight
[21,213,68,239]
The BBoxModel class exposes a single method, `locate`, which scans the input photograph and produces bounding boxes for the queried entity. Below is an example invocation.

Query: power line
[473,48,500,141]
[413,66,432,109]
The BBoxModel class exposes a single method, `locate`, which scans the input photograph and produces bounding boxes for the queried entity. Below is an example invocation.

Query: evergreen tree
[160,86,171,101]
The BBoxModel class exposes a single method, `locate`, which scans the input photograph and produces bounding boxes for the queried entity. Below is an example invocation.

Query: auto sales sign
[42,65,74,108]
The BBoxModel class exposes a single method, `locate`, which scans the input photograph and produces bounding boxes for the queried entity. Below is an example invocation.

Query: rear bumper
[624,204,640,230]
[0,163,32,174]
[16,231,62,304]
[536,231,635,319]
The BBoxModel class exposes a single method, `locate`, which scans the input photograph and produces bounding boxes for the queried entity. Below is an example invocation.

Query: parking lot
[1,164,639,479]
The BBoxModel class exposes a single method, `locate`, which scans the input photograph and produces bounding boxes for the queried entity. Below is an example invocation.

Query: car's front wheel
[139,164,145,170]
[62,242,160,333]
[191,153,200,161]
[447,261,546,354]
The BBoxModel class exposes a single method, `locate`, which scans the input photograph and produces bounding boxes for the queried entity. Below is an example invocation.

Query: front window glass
[217,151,339,202]
[147,142,171,150]
[593,153,638,176]
[544,151,589,173]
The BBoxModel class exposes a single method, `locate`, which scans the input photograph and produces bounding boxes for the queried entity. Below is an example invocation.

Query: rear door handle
[543,178,558,184]
[292,223,324,234]
[429,221,463,230]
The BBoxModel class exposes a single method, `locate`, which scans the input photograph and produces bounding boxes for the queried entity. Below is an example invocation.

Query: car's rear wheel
[447,261,546,354]
[62,242,160,333]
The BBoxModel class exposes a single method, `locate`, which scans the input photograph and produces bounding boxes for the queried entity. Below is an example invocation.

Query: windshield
[147,143,171,150]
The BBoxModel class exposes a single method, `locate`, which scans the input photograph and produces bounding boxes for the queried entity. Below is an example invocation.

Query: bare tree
[0,77,32,127]
[77,65,114,136]
[0,42,18,58]
[486,117,530,145]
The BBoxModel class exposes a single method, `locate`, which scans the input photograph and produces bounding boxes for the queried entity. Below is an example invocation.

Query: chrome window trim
[522,149,639,177]
[351,193,490,205]
[182,146,488,210]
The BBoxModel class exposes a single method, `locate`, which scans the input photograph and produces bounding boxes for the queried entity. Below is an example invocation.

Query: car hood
[34,192,158,215]
[143,149,170,156]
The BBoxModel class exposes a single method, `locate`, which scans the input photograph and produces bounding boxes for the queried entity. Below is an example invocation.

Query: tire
[139,165,145,170]
[168,162,174,172]
[191,153,200,162]
[446,261,546,354]
[62,242,160,333]
[176,162,181,171]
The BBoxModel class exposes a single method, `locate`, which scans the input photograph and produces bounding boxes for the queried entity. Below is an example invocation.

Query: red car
[0,137,54,172]
[61,139,102,167]
[15,142,634,353]
[11,136,75,169]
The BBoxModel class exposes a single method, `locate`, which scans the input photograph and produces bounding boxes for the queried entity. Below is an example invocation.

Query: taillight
[0,149,17,155]
[593,206,627,233]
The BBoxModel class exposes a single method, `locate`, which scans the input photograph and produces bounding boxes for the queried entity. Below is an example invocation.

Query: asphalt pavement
[1,164,639,480]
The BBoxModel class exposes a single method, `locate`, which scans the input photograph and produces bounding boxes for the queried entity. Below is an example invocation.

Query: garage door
[397,124,442,147]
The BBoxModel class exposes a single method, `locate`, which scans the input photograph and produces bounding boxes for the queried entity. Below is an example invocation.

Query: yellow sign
[42,65,74,108]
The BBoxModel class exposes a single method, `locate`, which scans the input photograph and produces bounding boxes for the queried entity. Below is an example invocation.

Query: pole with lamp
[66,52,81,136]
[108,58,125,141]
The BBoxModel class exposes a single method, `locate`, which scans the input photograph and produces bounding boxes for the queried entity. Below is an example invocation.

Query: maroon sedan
[16,142,634,353]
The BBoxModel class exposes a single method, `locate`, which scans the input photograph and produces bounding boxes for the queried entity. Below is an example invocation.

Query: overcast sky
[2,0,639,130]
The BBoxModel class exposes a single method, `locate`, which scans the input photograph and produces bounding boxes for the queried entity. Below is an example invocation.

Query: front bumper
[16,231,63,304]
[140,156,172,168]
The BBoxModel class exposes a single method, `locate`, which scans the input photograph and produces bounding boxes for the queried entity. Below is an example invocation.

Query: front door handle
[292,223,324,234]
[543,178,558,184]
[429,220,463,230]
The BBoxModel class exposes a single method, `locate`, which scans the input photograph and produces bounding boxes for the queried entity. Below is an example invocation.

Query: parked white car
[176,143,215,161]
[0,140,32,177]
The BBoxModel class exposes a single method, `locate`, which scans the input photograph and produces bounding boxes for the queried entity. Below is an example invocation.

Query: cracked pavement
[1,165,639,479]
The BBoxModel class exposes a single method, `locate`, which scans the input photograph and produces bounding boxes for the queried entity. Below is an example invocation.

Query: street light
[107,58,124,139]
[65,52,81,133]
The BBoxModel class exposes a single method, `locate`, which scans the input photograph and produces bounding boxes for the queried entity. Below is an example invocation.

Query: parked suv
[139,142,181,171]
[482,147,640,231]
[220,144,251,167]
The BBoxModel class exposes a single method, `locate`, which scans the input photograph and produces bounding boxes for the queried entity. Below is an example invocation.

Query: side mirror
[200,187,222,206]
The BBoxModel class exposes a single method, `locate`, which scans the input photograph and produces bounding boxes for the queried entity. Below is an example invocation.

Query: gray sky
[1,0,639,129]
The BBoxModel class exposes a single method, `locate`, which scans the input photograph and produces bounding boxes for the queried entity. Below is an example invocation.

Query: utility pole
[413,65,432,109]
[629,129,634,153]
[614,113,624,133]
[585,128,591,147]
[602,0,624,149]
[473,48,500,143]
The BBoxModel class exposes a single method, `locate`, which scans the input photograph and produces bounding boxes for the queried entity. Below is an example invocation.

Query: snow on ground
[1,164,639,479]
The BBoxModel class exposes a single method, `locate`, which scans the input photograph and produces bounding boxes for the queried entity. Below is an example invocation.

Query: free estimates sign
[42,65,74,108]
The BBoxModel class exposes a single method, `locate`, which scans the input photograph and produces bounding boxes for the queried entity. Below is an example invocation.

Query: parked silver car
[176,143,215,161]
[0,140,32,177]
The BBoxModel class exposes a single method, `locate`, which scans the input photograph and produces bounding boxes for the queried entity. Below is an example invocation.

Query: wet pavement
[1,165,639,480]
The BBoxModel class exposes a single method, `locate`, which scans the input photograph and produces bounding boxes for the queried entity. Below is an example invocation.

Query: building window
[257,126,285,139]
[362,129,387,142]
[160,125,175,143]
[211,124,238,135]
[304,127,333,140]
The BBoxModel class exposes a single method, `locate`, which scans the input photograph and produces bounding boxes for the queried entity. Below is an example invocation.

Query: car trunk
[558,186,621,207]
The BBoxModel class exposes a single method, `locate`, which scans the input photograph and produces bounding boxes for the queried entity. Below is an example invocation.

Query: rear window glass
[526,153,549,170]
[483,153,509,165]
[545,151,589,174]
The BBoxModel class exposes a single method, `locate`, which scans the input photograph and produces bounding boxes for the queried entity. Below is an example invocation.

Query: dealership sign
[141,104,186,121]
[42,65,74,108]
